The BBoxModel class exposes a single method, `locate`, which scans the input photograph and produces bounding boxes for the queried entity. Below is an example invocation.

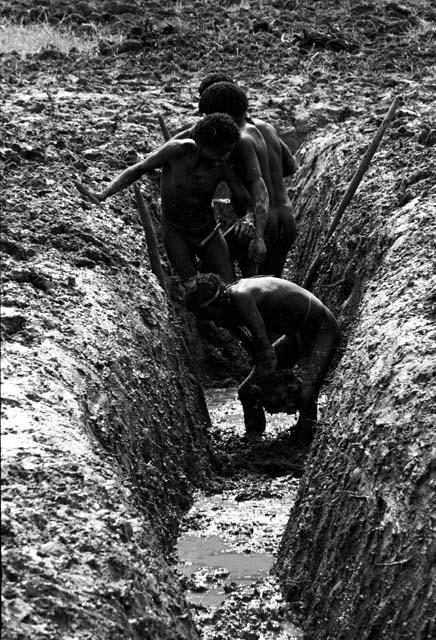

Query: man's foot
[242,404,266,434]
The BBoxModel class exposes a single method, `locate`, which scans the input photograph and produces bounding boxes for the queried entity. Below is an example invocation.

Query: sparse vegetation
[0,19,101,54]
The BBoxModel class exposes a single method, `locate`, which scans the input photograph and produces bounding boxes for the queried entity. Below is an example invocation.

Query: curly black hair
[184,273,227,312]
[192,113,240,148]
[199,72,233,96]
[199,81,248,118]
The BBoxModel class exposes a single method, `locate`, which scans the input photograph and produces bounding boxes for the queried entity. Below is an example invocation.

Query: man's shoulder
[165,138,196,157]
[236,130,262,155]
[252,118,276,133]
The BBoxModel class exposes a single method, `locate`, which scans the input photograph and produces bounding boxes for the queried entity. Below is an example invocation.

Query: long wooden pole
[134,184,167,293]
[158,114,171,141]
[302,96,400,290]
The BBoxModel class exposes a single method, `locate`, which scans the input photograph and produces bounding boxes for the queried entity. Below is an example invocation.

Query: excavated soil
[1,1,435,639]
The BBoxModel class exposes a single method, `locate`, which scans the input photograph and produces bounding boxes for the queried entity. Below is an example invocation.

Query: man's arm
[233,138,269,264]
[76,140,190,202]
[222,164,252,215]
[231,291,276,377]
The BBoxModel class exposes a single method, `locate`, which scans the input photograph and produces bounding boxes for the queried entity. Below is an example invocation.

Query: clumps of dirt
[276,83,435,640]
[2,265,51,293]
[175,388,304,639]
[203,577,303,640]
[257,370,301,415]
[295,27,360,53]
[0,234,36,261]
[2,434,199,640]
[1,1,435,639]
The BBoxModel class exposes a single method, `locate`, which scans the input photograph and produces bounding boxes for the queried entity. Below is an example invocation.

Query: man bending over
[185,273,341,443]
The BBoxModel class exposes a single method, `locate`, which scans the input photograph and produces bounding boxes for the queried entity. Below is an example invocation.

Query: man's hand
[73,181,103,206]
[248,236,267,264]
[234,215,256,244]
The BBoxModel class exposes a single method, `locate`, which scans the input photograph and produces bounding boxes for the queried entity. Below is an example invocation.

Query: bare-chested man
[198,73,297,179]
[173,99,270,273]
[74,114,252,283]
[185,273,341,443]
[198,81,297,277]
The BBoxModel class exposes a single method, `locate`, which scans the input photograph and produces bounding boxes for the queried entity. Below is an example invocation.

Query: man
[75,114,251,283]
[199,81,297,277]
[185,273,341,443]
[173,100,270,274]
[198,72,297,178]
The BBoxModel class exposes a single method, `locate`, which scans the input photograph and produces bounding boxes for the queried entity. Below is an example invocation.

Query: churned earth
[175,387,306,639]
[1,1,435,639]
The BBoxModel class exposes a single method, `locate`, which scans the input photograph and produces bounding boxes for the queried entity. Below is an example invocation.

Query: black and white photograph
[1,1,435,638]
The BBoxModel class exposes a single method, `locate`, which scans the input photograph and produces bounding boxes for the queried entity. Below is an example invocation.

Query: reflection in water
[177,534,274,608]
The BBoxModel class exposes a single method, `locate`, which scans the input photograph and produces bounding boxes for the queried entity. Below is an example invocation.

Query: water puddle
[177,534,273,608]
[175,387,304,638]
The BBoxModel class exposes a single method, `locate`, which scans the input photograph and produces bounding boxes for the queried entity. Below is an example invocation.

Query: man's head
[184,273,227,319]
[192,113,240,162]
[199,72,234,96]
[199,81,248,119]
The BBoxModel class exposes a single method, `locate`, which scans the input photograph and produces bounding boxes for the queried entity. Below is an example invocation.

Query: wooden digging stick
[134,184,167,293]
[302,96,400,291]
[158,114,171,141]
[73,180,103,207]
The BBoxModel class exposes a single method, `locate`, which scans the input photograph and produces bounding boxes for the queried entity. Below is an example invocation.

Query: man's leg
[200,228,236,283]
[238,368,266,434]
[163,223,197,283]
[261,205,296,277]
[296,310,341,442]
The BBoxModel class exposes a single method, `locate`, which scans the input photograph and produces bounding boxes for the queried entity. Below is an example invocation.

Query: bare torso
[161,141,231,229]
[228,276,325,335]
[230,123,273,198]
[252,119,290,207]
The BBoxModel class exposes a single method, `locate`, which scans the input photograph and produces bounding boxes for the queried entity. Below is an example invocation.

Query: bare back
[229,276,325,335]
[230,123,273,197]
[252,119,290,207]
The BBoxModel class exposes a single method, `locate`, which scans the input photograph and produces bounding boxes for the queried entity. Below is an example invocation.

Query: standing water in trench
[176,387,308,639]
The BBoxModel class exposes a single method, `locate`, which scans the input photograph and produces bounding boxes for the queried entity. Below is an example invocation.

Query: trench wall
[276,124,435,639]
[1,183,211,639]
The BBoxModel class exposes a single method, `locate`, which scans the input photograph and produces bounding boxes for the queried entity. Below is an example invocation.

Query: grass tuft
[0,19,101,55]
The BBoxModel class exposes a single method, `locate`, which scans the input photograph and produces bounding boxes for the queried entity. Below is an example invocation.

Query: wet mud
[1,0,435,638]
[175,388,306,639]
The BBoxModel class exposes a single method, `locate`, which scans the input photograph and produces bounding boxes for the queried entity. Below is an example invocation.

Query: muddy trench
[2,10,434,636]
[73,114,415,639]
[3,98,433,640]
[117,106,433,640]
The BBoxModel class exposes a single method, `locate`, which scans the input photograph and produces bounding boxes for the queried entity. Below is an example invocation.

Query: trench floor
[176,387,307,640]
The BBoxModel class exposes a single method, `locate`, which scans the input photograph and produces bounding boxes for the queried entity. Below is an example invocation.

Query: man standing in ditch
[198,72,298,180]
[198,81,297,277]
[184,272,341,443]
[75,113,260,284]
